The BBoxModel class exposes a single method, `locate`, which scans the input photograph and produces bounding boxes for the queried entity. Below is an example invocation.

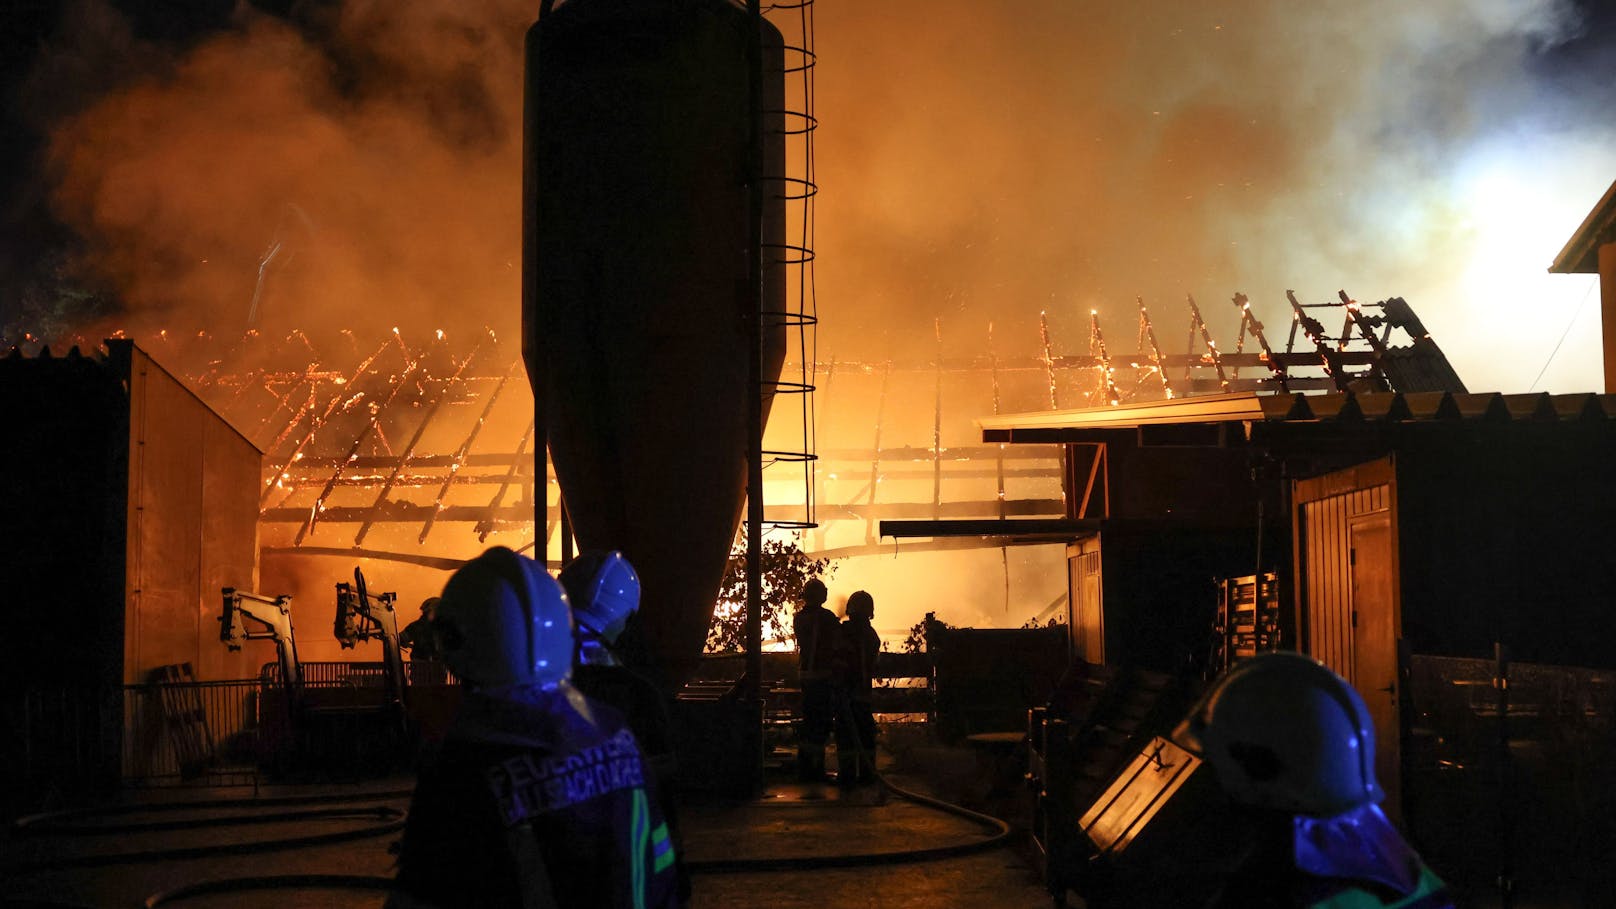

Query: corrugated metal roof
[1,339,265,453]
[1551,177,1616,275]
[979,390,1616,441]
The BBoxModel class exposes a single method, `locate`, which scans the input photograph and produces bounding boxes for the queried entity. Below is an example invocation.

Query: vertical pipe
[988,322,1005,521]
[744,0,765,728]
[932,317,943,521]
[522,20,547,555]
[1495,641,1514,909]
[560,497,574,568]
[812,358,834,552]
[1601,243,1616,393]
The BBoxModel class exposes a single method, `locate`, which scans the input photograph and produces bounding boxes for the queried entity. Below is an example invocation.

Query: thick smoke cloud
[809,0,1616,392]
[36,1,1616,390]
[43,0,530,341]
[26,0,1616,641]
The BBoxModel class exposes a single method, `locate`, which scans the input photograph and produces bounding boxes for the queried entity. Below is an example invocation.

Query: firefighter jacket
[793,604,841,679]
[393,684,681,909]
[834,617,882,702]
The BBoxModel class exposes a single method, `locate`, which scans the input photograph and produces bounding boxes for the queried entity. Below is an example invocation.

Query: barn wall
[122,345,264,684]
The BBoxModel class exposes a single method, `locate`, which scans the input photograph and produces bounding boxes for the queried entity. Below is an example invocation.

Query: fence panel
[122,678,276,787]
[1406,654,1616,906]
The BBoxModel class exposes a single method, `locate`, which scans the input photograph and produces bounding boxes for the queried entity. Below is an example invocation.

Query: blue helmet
[559,550,641,646]
[434,547,574,690]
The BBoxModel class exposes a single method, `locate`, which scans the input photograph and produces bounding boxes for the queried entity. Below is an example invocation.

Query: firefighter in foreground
[1174,652,1453,909]
[389,546,679,909]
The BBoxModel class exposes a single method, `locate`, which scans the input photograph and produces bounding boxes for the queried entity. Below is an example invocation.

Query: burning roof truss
[8,291,1462,561]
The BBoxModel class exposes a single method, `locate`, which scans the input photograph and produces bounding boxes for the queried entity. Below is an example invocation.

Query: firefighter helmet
[802,578,828,606]
[559,550,640,645]
[1173,651,1382,818]
[434,546,573,690]
[845,590,874,622]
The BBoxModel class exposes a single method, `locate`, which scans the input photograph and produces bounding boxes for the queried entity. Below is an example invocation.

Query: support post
[743,0,766,794]
[522,20,547,555]
[1601,242,1616,393]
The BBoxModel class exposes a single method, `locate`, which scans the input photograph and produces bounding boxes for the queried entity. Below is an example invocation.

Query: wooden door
[1067,537,1104,665]
[1293,457,1402,823]
[1350,512,1400,822]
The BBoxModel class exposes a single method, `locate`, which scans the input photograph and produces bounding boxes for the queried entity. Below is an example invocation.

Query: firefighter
[560,550,690,907]
[398,597,441,661]
[561,551,639,668]
[390,546,679,909]
[1173,652,1454,909]
[558,551,672,770]
[833,589,881,787]
[792,577,839,781]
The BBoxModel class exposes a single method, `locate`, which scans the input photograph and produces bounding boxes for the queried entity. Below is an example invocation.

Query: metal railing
[11,661,462,807]
[259,660,456,687]
[122,678,272,786]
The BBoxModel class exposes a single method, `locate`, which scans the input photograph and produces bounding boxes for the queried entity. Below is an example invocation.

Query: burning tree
[706,531,834,654]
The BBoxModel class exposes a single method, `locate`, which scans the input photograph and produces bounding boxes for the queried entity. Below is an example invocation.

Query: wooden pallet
[152,662,214,780]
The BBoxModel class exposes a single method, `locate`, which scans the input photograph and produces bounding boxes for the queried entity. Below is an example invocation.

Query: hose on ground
[7,771,1013,904]
[11,788,414,835]
[684,772,1013,872]
[3,792,411,875]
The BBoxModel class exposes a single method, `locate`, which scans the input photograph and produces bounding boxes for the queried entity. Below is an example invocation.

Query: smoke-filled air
[12,0,1616,643]
[40,0,531,341]
[809,0,1616,392]
[31,0,1616,392]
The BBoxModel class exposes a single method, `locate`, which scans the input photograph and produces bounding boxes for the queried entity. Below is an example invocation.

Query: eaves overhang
[1551,177,1616,275]
[879,518,1102,540]
[979,390,1616,444]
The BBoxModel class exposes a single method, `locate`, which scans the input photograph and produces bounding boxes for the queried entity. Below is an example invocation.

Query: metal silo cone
[525,0,787,685]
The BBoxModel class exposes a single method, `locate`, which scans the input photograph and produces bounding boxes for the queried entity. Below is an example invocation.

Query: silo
[524,0,787,682]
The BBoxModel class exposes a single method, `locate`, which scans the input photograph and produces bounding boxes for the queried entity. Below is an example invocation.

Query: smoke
[33,0,1616,387]
[41,0,530,341]
[810,0,1616,392]
[26,0,1616,633]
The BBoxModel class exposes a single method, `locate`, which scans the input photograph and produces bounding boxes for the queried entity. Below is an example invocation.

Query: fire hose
[10,774,1012,906]
[4,789,413,875]
[135,773,1012,906]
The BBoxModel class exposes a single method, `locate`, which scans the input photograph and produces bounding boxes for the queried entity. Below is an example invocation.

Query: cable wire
[1528,277,1597,393]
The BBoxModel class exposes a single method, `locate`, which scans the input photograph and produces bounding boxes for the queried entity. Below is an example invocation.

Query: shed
[976,390,1616,821]
[1,340,265,799]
